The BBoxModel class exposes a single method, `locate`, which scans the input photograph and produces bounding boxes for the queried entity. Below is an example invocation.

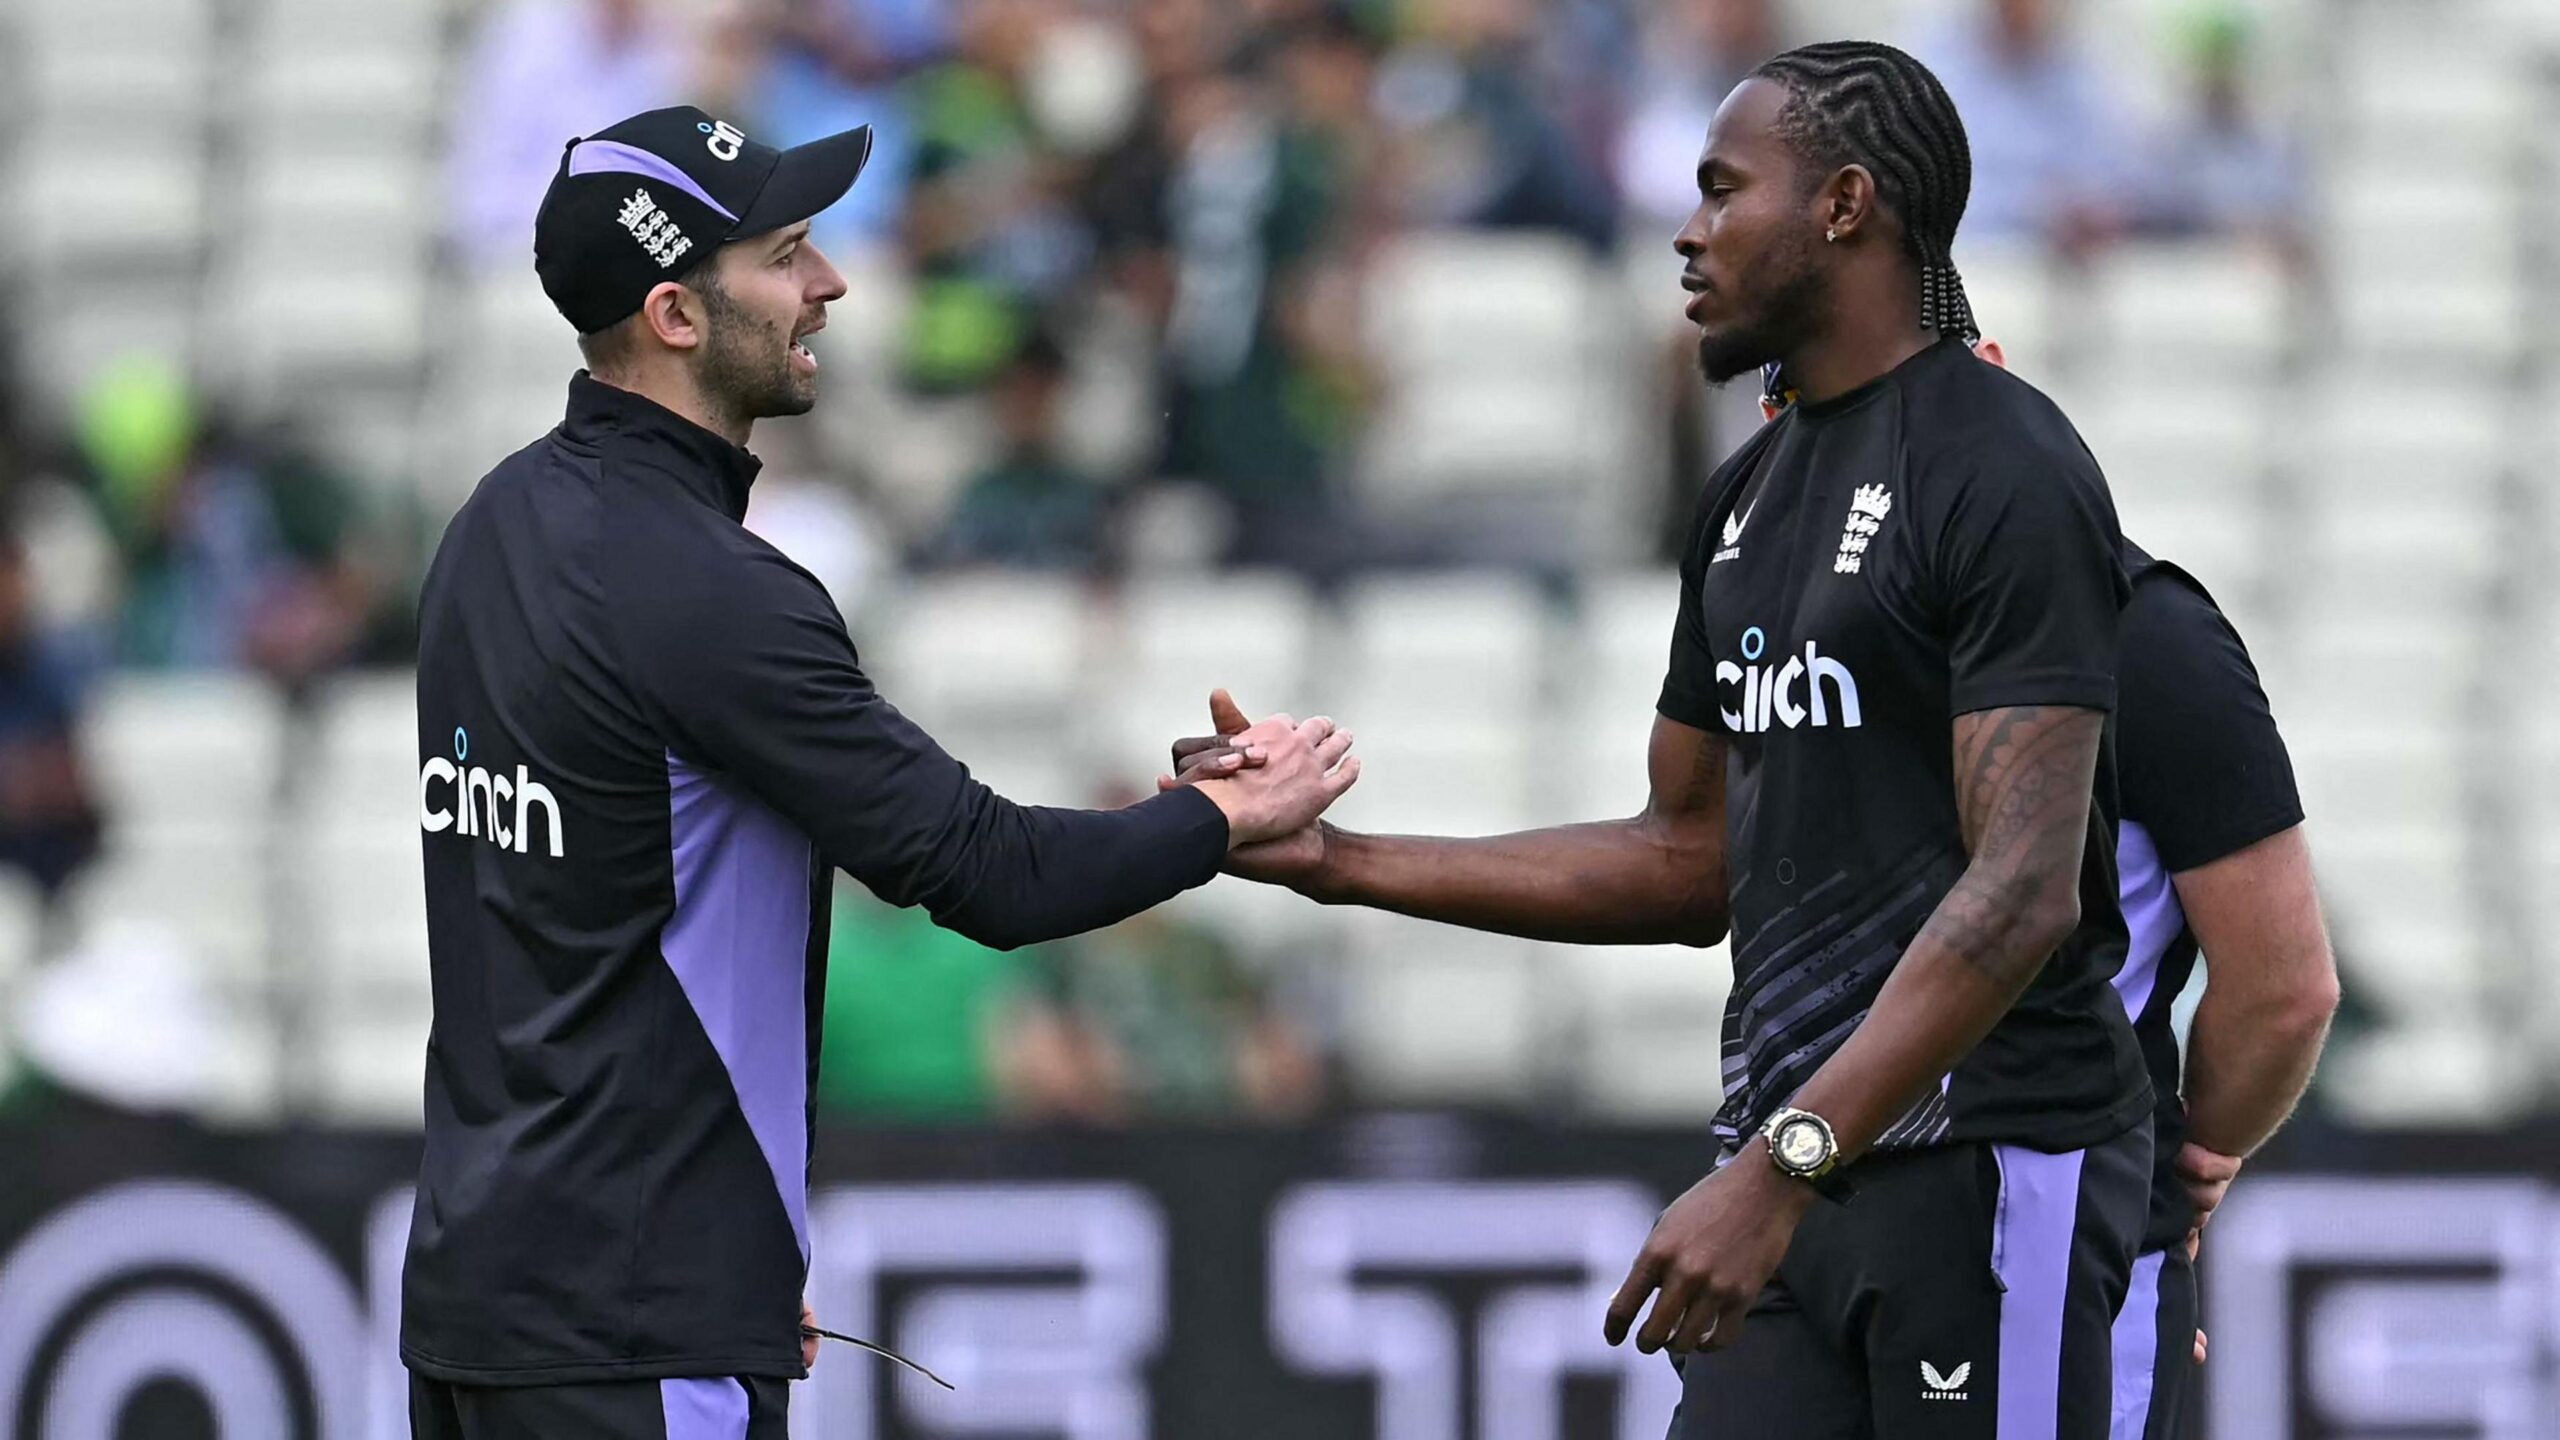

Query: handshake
[1156,689,1356,886]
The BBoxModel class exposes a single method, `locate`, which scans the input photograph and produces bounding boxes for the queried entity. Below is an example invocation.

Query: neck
[1781,268,1937,406]
[587,361,753,447]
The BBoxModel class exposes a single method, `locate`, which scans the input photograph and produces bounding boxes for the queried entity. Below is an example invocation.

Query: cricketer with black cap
[402,108,1360,1439]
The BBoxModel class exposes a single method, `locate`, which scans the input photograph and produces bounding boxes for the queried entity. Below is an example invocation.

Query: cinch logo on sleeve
[1716,626,1862,733]
[420,727,566,858]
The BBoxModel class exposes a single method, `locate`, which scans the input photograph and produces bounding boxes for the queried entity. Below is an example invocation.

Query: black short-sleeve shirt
[2111,542,2304,1248]
[1659,339,2151,1157]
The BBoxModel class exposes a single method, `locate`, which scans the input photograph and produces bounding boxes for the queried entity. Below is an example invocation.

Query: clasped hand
[1158,690,1347,882]
[1170,689,1362,850]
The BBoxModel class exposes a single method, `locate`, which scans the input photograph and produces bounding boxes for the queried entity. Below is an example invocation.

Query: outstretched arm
[613,553,1360,952]
[1174,693,1729,947]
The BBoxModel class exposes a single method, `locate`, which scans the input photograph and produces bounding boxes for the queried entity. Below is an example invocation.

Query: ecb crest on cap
[700,119,747,162]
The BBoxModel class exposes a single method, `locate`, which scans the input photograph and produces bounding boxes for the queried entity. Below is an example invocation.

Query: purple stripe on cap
[660,1377,749,1440]
[2113,821,2183,1020]
[569,140,739,222]
[662,752,813,1262]
[2109,1249,2166,1439]
[1993,1142,2086,1440]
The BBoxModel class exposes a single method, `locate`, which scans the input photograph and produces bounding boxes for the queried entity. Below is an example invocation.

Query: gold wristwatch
[1760,1106,1852,1202]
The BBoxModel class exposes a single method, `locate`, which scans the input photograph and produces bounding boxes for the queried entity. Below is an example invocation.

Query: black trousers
[409,1373,789,1440]
[2105,1245,2199,1440]
[1668,1119,2150,1440]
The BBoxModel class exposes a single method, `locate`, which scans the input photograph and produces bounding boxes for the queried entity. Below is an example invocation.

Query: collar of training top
[561,372,763,519]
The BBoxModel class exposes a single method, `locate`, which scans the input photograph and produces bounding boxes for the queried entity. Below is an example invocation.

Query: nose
[803,238,849,305]
[1672,216,1705,259]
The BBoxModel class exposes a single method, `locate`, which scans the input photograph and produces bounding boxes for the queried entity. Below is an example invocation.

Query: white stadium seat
[2088,244,2295,368]
[867,573,1093,728]
[1560,942,1731,1121]
[1088,571,1317,778]
[1338,913,1546,1105]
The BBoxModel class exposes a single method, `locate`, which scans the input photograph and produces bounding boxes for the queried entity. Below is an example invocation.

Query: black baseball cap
[533,106,875,335]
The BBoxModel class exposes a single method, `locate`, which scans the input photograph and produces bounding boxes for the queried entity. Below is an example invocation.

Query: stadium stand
[4,0,2556,1127]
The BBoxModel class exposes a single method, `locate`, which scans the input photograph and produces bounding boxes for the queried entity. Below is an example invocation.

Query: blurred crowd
[451,0,2303,580]
[0,0,2309,1125]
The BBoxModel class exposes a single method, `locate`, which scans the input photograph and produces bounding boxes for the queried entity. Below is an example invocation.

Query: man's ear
[638,280,703,353]
[1824,164,1881,242]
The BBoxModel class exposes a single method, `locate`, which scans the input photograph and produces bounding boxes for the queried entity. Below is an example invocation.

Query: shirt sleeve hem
[1657,684,1724,733]
[1151,784,1232,888]
[1948,671,2117,718]
[2154,801,2306,874]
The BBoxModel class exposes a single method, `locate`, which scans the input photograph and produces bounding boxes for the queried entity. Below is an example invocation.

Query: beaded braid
[1752,41,1980,342]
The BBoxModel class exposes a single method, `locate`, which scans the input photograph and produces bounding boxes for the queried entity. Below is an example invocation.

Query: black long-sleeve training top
[402,373,1229,1385]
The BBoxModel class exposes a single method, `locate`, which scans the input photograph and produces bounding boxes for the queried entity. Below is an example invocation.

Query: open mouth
[789,317,824,373]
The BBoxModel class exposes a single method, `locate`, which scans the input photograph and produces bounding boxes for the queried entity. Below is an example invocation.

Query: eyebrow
[770,225,810,255]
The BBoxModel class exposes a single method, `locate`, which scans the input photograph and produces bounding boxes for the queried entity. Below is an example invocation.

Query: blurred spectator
[1158,10,1382,571]
[1376,0,1618,250]
[813,868,1325,1127]
[815,884,1039,1121]
[1919,0,2130,250]
[712,0,951,255]
[1081,0,1235,311]
[924,331,1111,569]
[1018,903,1326,1122]
[2132,8,2303,252]
[77,361,383,691]
[446,0,693,268]
[0,521,101,915]
[1618,0,1787,238]
[895,0,1092,392]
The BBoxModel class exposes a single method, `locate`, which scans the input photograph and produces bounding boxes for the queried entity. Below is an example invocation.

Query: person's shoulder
[1904,345,2092,468]
[2123,551,2248,660]
[600,490,847,654]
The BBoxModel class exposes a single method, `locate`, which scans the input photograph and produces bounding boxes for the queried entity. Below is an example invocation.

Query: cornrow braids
[1751,41,1980,342]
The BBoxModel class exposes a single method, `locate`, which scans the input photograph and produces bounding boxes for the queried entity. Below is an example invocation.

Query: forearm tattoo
[1923,706,2102,988]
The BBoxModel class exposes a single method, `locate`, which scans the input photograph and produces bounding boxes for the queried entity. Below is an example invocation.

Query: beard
[696,278,817,423]
[1693,233,1829,385]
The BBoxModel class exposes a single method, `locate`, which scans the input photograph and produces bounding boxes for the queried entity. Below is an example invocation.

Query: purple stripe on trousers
[568,140,741,221]
[663,752,813,1261]
[1993,1143,2087,1440]
[2112,821,2182,1019]
[2108,1249,2166,1440]
[660,1377,749,1439]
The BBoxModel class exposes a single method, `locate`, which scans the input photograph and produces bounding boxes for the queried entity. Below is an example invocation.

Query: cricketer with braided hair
[1161,37,2150,1439]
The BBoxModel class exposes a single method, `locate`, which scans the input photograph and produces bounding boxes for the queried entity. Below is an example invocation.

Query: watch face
[1774,1117,1829,1171]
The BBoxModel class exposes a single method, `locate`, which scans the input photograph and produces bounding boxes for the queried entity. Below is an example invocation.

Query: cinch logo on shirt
[1715,627,1863,733]
[420,727,567,858]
